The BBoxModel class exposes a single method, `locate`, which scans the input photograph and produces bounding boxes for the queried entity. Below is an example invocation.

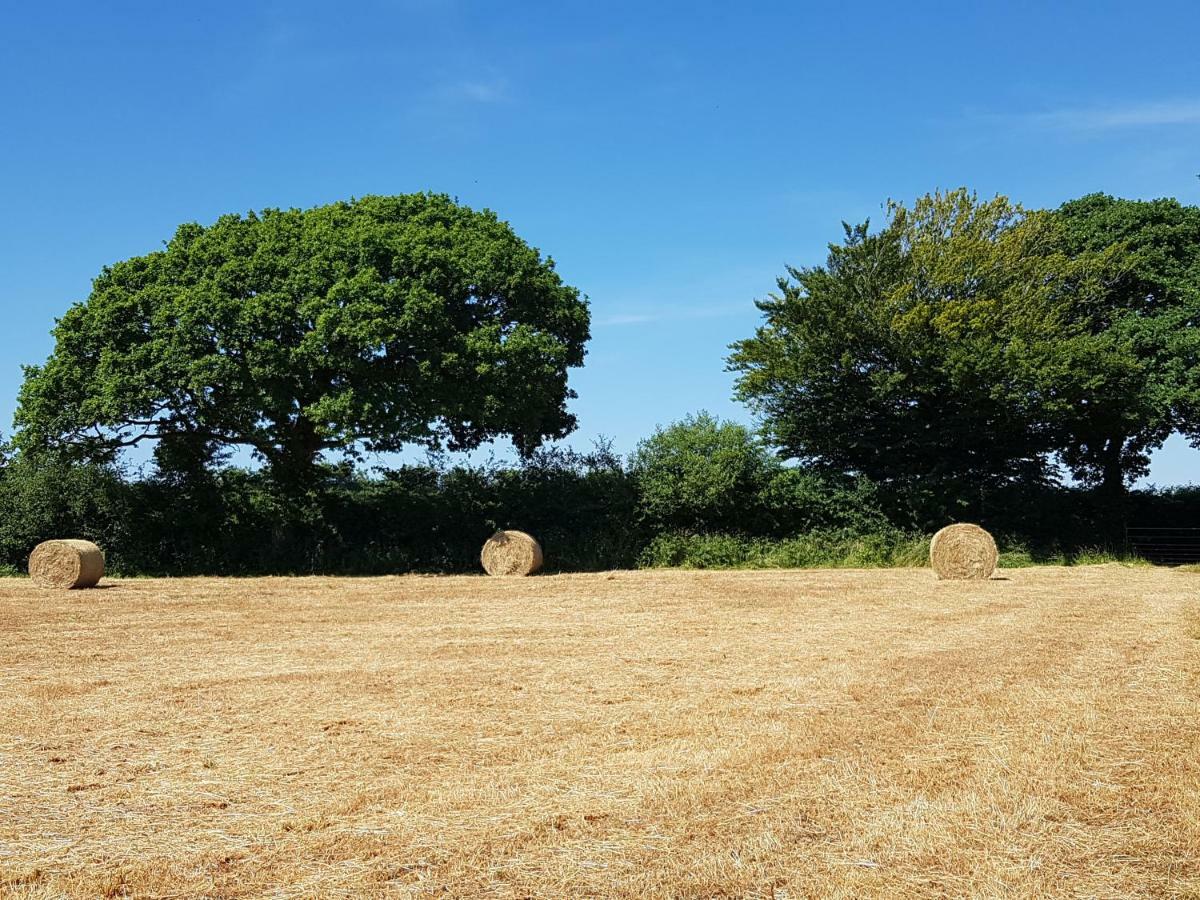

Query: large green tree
[15,194,590,483]
[727,190,1116,520]
[1050,193,1200,493]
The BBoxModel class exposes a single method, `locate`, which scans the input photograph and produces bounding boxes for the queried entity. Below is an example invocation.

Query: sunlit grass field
[2,566,1197,897]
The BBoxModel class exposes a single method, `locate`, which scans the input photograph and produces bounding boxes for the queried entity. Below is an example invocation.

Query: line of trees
[729,190,1200,524]
[2,189,1198,573]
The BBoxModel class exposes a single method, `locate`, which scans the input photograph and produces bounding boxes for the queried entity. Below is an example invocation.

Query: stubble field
[1,566,1198,898]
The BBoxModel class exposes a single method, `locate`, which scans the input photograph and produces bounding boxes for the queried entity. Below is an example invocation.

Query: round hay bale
[481,530,543,576]
[29,539,105,589]
[929,524,997,581]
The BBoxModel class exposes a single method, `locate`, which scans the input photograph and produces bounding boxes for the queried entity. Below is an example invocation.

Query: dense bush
[0,444,643,575]
[638,529,929,569]
[629,413,778,532]
[0,427,1195,575]
[629,413,890,535]
[0,455,133,571]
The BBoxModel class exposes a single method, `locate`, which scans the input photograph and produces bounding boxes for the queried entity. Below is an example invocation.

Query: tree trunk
[267,416,325,493]
[1099,436,1126,498]
[1097,436,1129,549]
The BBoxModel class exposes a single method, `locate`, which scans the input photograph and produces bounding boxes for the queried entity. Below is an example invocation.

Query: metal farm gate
[1125,527,1200,565]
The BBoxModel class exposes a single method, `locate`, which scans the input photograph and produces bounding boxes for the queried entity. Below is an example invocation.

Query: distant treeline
[4,190,1198,574]
[2,416,1195,576]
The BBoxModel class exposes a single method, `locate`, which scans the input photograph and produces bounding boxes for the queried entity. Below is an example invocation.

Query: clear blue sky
[2,1,1198,484]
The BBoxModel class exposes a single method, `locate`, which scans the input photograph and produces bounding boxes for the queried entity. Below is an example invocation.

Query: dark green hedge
[0,446,1195,576]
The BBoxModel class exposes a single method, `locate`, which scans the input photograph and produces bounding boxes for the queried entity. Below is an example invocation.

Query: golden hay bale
[481,530,543,576]
[929,524,998,581]
[29,539,105,589]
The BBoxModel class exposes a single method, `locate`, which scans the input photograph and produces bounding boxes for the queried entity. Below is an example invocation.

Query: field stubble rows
[1,566,1198,897]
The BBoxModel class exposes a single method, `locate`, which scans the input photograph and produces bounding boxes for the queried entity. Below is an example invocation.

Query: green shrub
[629,413,777,533]
[758,469,891,534]
[638,529,928,570]
[0,455,132,571]
[1069,548,1152,567]
[996,548,1043,568]
[629,412,892,538]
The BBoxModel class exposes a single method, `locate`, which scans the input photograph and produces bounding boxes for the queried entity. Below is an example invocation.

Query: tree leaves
[15,194,590,483]
[729,189,1200,519]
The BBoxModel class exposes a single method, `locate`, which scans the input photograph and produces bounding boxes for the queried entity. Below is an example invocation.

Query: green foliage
[729,189,1200,525]
[1071,549,1152,567]
[629,413,778,531]
[1051,194,1200,492]
[729,190,1101,515]
[15,194,590,485]
[641,532,1160,571]
[629,412,887,534]
[487,442,646,571]
[757,468,891,534]
[996,545,1152,568]
[6,186,1199,576]
[0,455,132,571]
[1,446,1195,575]
[0,447,642,576]
[638,529,929,570]
[995,548,1040,568]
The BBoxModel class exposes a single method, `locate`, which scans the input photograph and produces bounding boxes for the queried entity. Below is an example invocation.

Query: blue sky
[2,0,1198,484]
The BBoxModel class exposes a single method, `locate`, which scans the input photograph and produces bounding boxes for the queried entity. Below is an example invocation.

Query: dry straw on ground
[481,529,543,576]
[27,539,105,589]
[1,566,1197,897]
[929,523,998,580]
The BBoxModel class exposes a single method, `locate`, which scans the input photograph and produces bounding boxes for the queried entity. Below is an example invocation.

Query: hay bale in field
[28,539,105,589]
[929,524,997,581]
[481,530,543,576]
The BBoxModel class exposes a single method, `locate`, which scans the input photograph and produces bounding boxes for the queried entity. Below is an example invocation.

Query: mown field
[1,567,1198,898]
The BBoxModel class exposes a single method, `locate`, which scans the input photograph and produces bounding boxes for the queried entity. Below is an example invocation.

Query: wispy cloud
[435,78,510,104]
[598,313,657,326]
[1018,98,1200,132]
[595,304,747,327]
